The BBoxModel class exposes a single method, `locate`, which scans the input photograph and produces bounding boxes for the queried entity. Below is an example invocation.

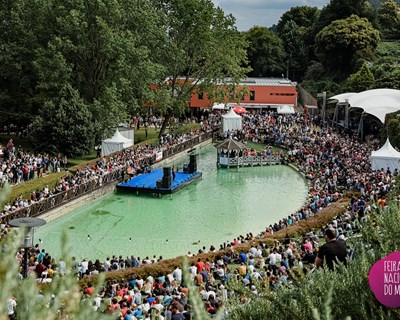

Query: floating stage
[116,168,202,195]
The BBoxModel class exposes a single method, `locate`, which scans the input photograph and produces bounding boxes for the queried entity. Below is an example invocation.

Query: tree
[152,0,249,137]
[278,21,308,80]
[371,69,400,89]
[345,62,375,92]
[0,0,55,127]
[316,0,377,31]
[315,15,380,78]
[0,0,165,153]
[38,0,165,145]
[30,84,95,157]
[378,0,400,38]
[277,6,319,34]
[245,26,286,78]
[277,6,320,69]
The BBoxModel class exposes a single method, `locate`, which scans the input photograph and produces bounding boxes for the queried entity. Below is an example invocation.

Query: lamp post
[316,92,327,126]
[9,217,46,278]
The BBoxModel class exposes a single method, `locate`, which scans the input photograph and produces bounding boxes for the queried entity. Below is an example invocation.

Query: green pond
[36,144,308,261]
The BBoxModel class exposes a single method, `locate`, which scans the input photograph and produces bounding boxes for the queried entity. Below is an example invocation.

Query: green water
[36,144,308,260]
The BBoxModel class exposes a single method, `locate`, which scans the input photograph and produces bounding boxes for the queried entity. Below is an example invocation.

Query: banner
[155,151,163,162]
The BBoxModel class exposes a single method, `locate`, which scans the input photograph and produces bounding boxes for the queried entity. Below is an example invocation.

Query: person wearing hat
[315,228,347,271]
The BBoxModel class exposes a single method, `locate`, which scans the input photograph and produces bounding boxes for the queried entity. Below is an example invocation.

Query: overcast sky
[212,0,330,31]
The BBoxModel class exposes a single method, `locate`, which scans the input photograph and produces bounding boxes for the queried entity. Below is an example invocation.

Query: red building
[190,77,298,110]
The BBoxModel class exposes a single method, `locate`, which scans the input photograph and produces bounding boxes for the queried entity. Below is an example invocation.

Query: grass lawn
[246,142,286,154]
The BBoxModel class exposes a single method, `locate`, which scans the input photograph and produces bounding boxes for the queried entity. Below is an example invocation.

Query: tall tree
[152,0,249,136]
[0,0,55,127]
[40,0,164,144]
[315,15,380,78]
[378,0,400,38]
[30,84,95,156]
[345,62,375,92]
[277,6,320,34]
[245,26,286,78]
[317,0,377,30]
[278,21,308,80]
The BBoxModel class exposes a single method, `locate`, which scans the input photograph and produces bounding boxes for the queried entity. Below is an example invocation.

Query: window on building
[198,92,203,100]
[250,90,255,101]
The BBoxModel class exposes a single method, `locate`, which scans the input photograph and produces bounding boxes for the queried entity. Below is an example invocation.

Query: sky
[212,0,330,31]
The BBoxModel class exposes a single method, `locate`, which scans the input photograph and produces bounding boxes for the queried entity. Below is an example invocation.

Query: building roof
[174,76,297,87]
[226,77,297,87]
[215,137,247,150]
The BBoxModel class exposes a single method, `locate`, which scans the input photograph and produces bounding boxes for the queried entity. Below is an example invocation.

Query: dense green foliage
[315,15,380,78]
[152,0,249,137]
[2,0,400,154]
[244,26,286,77]
[0,0,248,154]
[267,0,399,96]
[30,84,95,157]
[345,62,376,92]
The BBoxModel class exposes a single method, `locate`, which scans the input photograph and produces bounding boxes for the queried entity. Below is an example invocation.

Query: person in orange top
[195,258,204,273]
[378,196,386,208]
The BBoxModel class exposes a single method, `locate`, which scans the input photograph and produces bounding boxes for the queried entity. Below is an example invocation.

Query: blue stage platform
[116,168,202,195]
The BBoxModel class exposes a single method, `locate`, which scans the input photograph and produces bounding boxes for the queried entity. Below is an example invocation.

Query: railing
[224,155,281,166]
[0,168,125,223]
[161,132,212,158]
[1,132,213,222]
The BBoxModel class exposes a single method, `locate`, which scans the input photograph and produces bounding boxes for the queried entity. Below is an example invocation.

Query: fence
[1,131,213,223]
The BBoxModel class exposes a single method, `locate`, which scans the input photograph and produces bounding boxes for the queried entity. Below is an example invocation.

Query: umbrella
[233,105,247,114]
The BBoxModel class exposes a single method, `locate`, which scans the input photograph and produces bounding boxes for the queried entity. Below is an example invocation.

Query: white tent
[328,92,356,104]
[222,108,242,132]
[370,138,400,173]
[101,129,134,156]
[277,105,295,114]
[212,103,226,110]
[118,126,135,144]
[348,89,400,123]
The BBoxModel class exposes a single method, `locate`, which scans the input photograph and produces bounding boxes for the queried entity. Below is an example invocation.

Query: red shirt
[195,261,204,272]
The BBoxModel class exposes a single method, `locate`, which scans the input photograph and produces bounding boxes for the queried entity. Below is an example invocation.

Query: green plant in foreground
[226,204,400,320]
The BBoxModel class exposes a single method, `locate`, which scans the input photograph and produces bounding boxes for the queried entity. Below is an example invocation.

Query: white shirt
[7,298,17,315]
[81,260,89,274]
[173,268,182,281]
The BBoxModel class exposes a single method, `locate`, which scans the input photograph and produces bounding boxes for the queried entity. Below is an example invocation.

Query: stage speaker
[188,163,197,174]
[156,180,163,188]
[189,154,197,165]
[163,167,172,176]
[161,178,171,188]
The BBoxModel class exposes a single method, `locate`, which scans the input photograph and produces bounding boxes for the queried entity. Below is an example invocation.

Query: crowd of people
[0,139,69,188]
[0,129,206,218]
[1,109,397,319]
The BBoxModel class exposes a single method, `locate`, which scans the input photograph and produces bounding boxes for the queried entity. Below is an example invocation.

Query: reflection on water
[36,144,308,260]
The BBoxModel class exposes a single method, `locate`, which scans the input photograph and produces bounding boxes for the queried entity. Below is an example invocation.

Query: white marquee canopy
[222,108,242,132]
[370,138,400,173]
[101,129,133,156]
[328,92,356,104]
[347,89,400,123]
[277,105,295,114]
